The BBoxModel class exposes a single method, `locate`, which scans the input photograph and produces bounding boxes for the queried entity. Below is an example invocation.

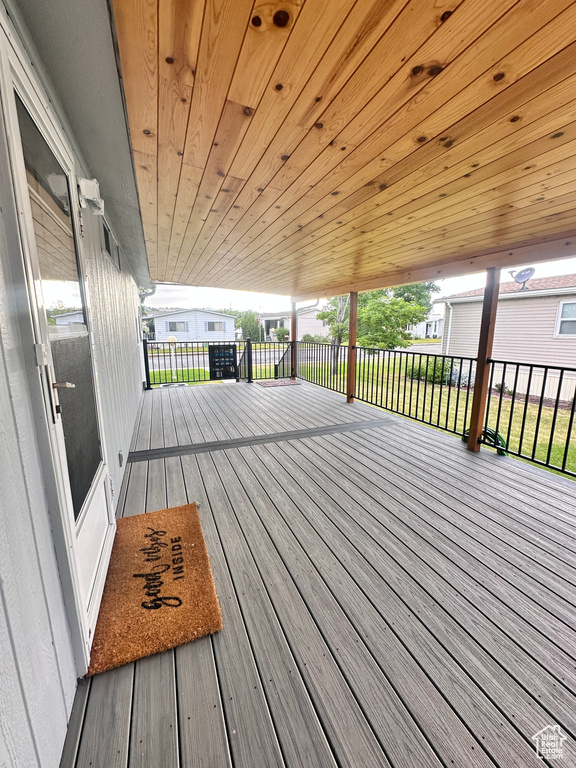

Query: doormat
[87,503,222,676]
[256,379,301,387]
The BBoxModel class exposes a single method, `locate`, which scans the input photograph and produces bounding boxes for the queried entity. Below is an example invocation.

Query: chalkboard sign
[208,344,238,380]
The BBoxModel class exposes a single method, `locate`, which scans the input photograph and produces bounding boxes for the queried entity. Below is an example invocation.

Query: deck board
[65,382,576,768]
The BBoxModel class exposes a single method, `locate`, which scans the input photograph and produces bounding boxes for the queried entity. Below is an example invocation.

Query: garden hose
[462,426,508,456]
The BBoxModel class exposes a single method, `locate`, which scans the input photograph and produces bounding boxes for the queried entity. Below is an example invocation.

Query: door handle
[52,382,76,389]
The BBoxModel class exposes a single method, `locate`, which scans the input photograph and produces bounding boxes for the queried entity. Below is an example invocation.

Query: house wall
[441,293,576,366]
[298,309,330,339]
[0,7,145,768]
[82,211,143,508]
[154,310,235,342]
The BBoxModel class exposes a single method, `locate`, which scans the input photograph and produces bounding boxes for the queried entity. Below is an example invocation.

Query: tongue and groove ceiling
[112,0,576,299]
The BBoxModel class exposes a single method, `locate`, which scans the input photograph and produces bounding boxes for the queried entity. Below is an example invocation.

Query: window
[101,220,121,270]
[207,321,224,332]
[556,302,576,336]
[168,321,186,332]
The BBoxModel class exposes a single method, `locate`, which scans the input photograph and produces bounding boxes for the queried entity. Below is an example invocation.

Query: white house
[149,308,236,342]
[297,305,331,340]
[407,309,445,339]
[260,305,330,341]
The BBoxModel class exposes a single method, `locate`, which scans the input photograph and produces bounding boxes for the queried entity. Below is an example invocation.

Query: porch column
[291,302,297,379]
[346,291,358,403]
[467,267,500,451]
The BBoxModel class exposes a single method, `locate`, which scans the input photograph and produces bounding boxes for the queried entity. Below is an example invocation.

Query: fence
[296,342,476,437]
[482,360,576,476]
[144,340,246,385]
[143,339,576,477]
[143,339,291,385]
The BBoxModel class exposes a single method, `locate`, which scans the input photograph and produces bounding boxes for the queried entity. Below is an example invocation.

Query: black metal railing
[144,340,245,385]
[296,342,348,393]
[238,340,250,382]
[143,338,293,386]
[296,342,475,436]
[250,341,292,380]
[354,349,476,437]
[142,339,576,478]
[274,344,293,379]
[482,359,576,476]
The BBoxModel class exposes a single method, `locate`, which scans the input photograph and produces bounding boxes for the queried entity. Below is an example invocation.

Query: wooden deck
[61,381,576,767]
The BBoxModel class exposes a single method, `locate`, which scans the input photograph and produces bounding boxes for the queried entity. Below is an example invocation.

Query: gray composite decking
[61,381,576,767]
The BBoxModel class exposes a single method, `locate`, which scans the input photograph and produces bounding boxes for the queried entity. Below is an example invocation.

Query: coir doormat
[256,379,301,387]
[87,503,222,675]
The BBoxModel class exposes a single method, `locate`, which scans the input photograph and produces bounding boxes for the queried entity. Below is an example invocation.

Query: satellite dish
[513,267,535,290]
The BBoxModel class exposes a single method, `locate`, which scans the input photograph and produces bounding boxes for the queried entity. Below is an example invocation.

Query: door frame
[0,9,115,673]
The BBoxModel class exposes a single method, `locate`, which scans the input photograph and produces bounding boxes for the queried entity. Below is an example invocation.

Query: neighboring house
[150,308,236,342]
[435,274,576,399]
[52,310,85,334]
[407,309,445,339]
[260,306,330,341]
[259,311,287,341]
[297,305,331,340]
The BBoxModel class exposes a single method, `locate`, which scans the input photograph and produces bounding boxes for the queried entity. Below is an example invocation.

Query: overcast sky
[143,254,576,313]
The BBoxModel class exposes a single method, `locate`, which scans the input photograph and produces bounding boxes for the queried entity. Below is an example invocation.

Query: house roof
[149,308,236,319]
[110,0,576,299]
[436,274,576,302]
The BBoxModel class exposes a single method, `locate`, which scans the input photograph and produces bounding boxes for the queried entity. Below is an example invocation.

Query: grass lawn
[409,338,442,344]
[150,363,281,385]
[149,368,211,384]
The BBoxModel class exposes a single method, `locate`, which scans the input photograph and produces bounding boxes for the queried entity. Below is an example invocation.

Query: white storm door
[11,90,114,661]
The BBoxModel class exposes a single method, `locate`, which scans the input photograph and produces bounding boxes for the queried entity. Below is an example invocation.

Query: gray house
[149,308,236,342]
[437,274,576,366]
[436,274,576,400]
[260,306,330,341]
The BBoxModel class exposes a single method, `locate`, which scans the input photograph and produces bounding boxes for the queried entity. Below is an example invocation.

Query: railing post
[142,339,152,390]
[291,301,297,379]
[467,267,500,451]
[246,337,253,383]
[346,291,358,403]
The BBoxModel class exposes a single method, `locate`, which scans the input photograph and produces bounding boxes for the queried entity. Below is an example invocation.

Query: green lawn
[149,368,210,384]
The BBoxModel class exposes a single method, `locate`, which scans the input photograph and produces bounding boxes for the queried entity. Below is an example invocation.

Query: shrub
[405,358,475,387]
[275,326,290,342]
[302,333,330,343]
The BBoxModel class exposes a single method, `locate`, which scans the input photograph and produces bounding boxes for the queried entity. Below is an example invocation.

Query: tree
[357,291,427,349]
[236,310,260,340]
[317,295,350,373]
[317,283,439,351]
[316,295,350,344]
[391,281,440,312]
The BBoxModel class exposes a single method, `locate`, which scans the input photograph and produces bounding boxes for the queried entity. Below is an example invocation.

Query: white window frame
[207,321,224,332]
[554,300,576,337]
[168,320,186,332]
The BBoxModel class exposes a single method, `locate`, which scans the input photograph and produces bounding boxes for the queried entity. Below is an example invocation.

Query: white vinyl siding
[298,309,330,340]
[152,311,234,342]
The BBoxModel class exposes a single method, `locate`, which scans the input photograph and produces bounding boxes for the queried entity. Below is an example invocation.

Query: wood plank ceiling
[112,0,576,299]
